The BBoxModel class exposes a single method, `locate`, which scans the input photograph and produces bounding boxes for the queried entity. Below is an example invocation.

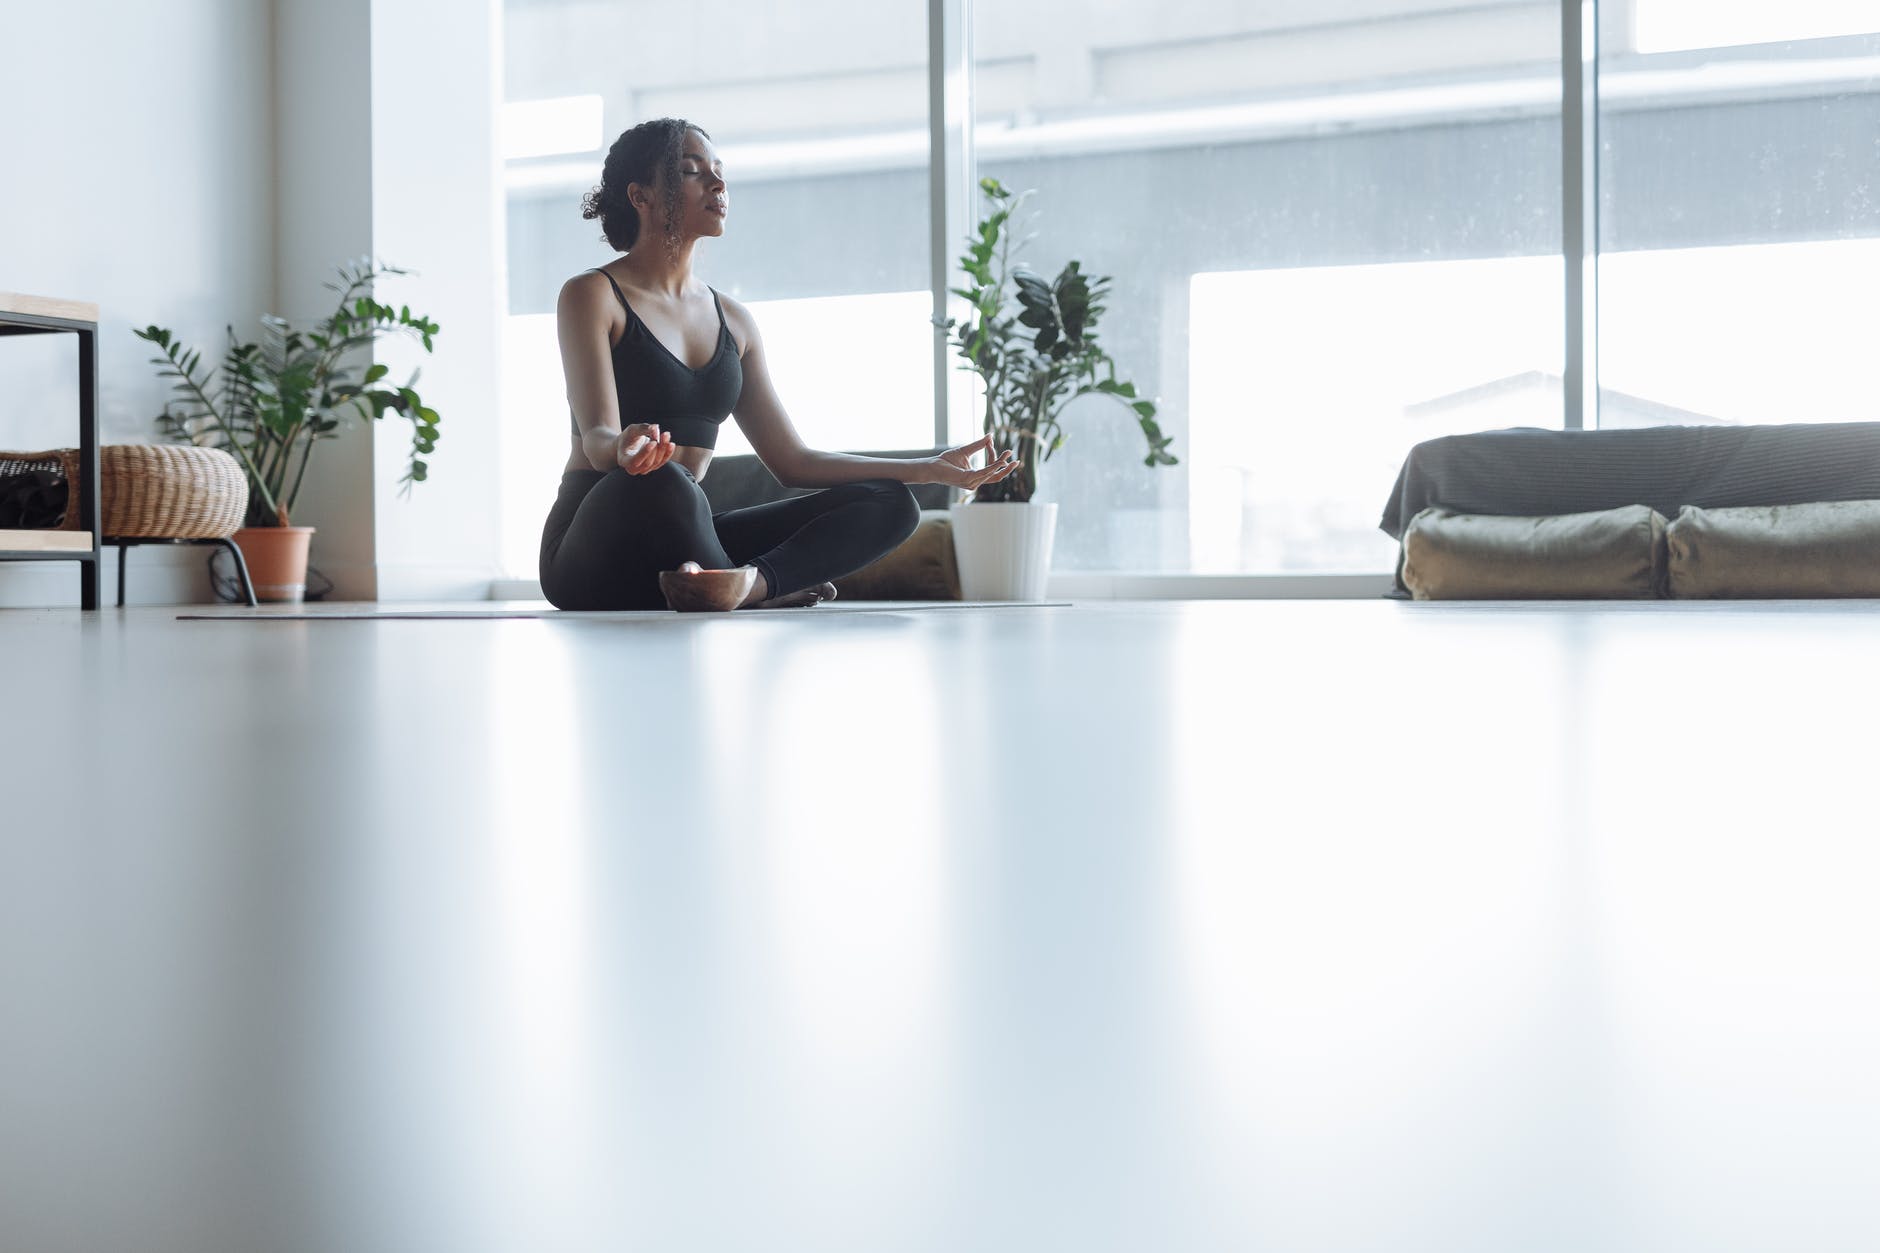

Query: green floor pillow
[1401,505,1669,599]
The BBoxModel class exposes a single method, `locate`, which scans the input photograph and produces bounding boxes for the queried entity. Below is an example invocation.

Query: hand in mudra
[618,423,675,474]
[930,434,1021,493]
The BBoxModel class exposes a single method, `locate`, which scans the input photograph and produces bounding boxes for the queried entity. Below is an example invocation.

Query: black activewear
[539,463,920,611]
[582,267,741,451]
[543,268,918,609]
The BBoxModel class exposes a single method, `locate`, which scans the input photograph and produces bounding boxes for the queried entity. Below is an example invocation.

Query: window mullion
[928,0,974,450]
[1563,0,1600,431]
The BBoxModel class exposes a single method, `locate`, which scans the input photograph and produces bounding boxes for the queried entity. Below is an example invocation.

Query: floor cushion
[831,510,960,600]
[1667,500,1880,598]
[1401,504,1669,599]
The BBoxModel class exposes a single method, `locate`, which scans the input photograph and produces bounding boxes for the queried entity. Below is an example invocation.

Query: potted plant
[937,177,1177,599]
[133,258,442,601]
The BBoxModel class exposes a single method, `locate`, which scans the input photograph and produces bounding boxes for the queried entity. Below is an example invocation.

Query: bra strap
[591,268,633,318]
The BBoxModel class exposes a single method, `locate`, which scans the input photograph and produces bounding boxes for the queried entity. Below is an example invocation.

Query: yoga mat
[177,600,1072,621]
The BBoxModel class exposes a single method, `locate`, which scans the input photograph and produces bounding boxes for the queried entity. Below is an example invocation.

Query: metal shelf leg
[214,537,258,607]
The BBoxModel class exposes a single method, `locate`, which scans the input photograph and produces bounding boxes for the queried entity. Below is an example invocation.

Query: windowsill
[1047,572,1395,599]
[488,572,1396,602]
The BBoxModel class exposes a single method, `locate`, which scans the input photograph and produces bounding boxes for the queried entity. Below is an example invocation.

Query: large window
[1190,256,1560,572]
[492,2,1880,584]
[972,1,1562,573]
[499,0,931,578]
[1597,6,1880,431]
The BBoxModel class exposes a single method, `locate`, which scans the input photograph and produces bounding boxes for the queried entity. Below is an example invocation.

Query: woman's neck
[618,239,701,300]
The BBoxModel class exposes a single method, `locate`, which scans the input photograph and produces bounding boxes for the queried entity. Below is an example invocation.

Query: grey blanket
[1380,423,1880,540]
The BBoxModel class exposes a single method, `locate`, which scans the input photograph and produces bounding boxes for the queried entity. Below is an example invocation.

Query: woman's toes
[753,580,838,609]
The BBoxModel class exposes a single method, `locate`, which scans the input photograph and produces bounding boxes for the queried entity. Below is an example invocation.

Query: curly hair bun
[583,117,710,252]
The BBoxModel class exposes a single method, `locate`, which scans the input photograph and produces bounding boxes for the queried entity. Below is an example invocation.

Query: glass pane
[499,0,930,578]
[1598,9,1880,430]
[971,1,1562,574]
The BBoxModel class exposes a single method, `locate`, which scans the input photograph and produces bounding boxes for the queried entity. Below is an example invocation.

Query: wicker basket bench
[100,444,256,606]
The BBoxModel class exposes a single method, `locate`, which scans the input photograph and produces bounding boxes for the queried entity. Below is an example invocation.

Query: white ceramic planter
[949,500,1059,601]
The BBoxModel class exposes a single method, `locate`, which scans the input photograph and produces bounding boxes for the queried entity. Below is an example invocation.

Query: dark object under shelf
[0,465,69,528]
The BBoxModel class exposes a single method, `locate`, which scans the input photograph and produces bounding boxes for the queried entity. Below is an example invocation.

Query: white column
[367,0,505,600]
[273,0,504,602]
[275,0,379,598]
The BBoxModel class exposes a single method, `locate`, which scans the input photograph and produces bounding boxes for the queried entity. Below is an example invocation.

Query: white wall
[0,0,276,606]
[275,0,505,602]
[3,0,507,607]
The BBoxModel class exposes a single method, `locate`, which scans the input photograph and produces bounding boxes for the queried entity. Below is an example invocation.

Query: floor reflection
[6,602,1879,1252]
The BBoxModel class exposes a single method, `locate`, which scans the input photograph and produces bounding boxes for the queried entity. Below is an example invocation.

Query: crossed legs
[540,463,921,612]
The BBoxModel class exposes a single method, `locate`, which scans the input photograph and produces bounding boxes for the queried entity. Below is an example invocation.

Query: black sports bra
[578,267,743,451]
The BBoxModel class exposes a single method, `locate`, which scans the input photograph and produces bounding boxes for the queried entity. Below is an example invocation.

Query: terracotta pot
[232,526,315,602]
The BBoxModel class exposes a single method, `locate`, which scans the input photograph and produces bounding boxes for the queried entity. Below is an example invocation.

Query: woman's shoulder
[558,267,624,320]
[712,288,760,348]
[562,266,613,294]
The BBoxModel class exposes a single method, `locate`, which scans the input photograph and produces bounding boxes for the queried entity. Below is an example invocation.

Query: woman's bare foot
[754,581,838,610]
[659,561,759,612]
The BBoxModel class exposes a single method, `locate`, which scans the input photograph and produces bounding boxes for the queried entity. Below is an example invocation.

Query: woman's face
[635,128,727,242]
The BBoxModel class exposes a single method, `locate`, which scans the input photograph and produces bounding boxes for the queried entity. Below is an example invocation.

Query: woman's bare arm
[557,273,676,475]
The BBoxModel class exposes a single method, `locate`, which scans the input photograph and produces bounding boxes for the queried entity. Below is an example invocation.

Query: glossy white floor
[2,598,1877,1253]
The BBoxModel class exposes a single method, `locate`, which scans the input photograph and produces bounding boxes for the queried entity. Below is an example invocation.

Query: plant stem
[987,204,1018,444]
[175,347,280,522]
[258,427,286,500]
[283,430,319,525]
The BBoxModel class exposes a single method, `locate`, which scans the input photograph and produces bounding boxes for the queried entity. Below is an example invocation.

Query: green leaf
[1054,265,1093,342]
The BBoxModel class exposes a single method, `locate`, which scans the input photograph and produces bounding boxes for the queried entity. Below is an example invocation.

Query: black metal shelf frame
[0,306,101,609]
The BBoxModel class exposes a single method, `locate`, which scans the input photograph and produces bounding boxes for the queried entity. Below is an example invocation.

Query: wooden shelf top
[0,293,99,323]
[0,529,93,552]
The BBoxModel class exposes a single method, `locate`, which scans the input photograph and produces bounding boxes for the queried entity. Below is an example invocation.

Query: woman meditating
[541,117,1020,612]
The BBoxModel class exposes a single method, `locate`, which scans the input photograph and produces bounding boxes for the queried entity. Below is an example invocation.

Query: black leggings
[539,464,921,610]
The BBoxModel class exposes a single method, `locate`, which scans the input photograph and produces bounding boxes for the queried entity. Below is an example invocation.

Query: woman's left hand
[929,435,1022,491]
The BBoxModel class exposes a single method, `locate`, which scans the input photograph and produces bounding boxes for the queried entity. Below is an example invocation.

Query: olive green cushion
[830,510,961,601]
[1667,499,1880,598]
[1400,505,1669,599]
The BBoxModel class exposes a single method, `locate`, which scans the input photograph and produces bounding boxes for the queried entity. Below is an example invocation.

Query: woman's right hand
[616,423,675,474]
